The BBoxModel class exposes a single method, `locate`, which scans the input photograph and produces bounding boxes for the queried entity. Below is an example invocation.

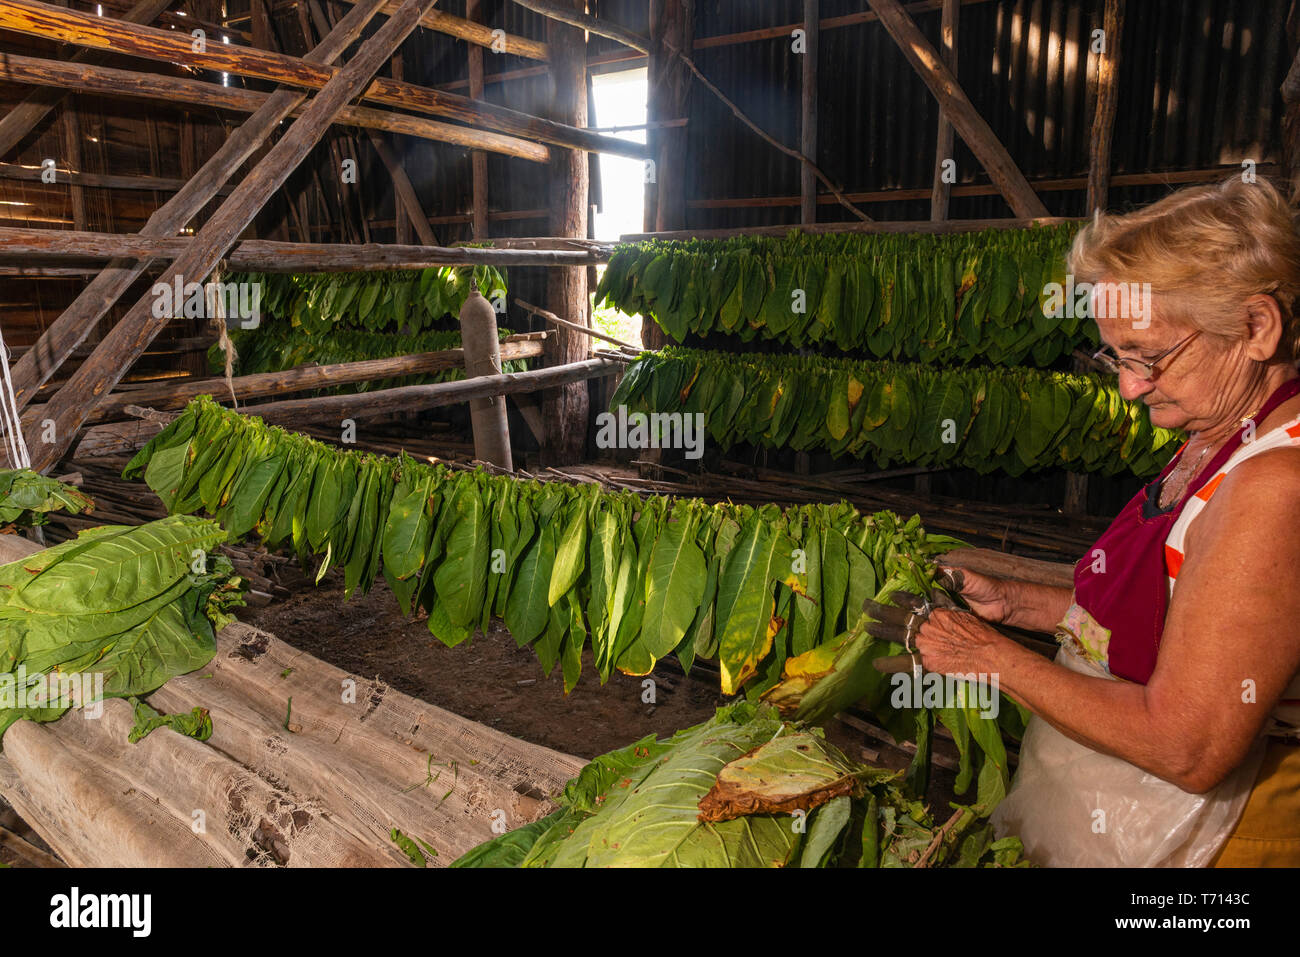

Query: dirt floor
[241,563,728,762]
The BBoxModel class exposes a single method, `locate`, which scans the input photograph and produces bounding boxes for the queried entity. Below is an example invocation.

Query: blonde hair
[1068,176,1300,360]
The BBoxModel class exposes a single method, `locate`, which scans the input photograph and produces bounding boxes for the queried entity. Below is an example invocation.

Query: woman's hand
[940,565,1010,623]
[915,608,1016,677]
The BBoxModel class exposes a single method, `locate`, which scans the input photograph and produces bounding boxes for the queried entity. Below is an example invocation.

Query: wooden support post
[468,0,489,241]
[865,0,1049,219]
[542,0,590,465]
[800,0,819,226]
[59,105,86,231]
[642,0,693,351]
[929,0,958,221]
[1284,40,1300,198]
[23,0,437,472]
[1067,0,1124,517]
[459,284,513,470]
[1086,0,1125,215]
[390,51,412,245]
[0,0,172,159]
[336,0,550,61]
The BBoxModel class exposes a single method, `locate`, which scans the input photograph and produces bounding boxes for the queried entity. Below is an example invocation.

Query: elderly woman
[916,176,1300,867]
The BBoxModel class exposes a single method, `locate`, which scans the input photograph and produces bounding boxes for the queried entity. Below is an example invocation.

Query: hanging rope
[205,263,239,409]
[0,319,31,470]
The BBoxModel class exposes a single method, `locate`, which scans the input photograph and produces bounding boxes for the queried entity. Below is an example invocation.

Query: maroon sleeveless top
[1074,378,1300,684]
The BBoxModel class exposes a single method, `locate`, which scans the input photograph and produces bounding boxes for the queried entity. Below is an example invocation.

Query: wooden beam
[0,227,611,268]
[0,55,550,163]
[683,166,1268,210]
[864,0,1049,219]
[73,338,547,422]
[0,161,237,196]
[0,0,645,160]
[338,0,549,60]
[0,0,173,159]
[692,0,997,50]
[1086,0,1125,213]
[190,357,620,428]
[642,0,692,351]
[365,131,440,246]
[542,0,590,466]
[623,216,1082,242]
[801,0,819,226]
[467,0,489,241]
[8,0,392,412]
[509,0,650,54]
[1071,0,1124,518]
[23,0,439,472]
[930,0,957,221]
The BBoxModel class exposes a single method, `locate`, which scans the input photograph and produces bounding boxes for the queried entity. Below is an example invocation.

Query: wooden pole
[0,0,646,161]
[929,0,958,222]
[0,226,611,268]
[623,215,1081,241]
[187,358,620,428]
[800,0,819,226]
[542,0,591,465]
[0,0,172,159]
[365,130,440,246]
[7,0,392,411]
[1068,0,1124,518]
[0,55,551,163]
[509,0,650,54]
[1086,0,1125,215]
[58,105,87,232]
[468,0,490,241]
[642,0,692,351]
[68,338,548,422]
[23,0,440,473]
[865,0,1049,219]
[336,0,550,60]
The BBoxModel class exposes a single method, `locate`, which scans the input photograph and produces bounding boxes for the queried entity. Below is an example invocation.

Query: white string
[0,320,31,470]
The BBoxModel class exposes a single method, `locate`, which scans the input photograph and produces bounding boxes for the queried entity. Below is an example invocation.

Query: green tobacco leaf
[715,518,799,694]
[640,509,707,662]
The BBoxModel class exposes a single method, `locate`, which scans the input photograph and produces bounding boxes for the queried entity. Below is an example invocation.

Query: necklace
[1158,440,1212,509]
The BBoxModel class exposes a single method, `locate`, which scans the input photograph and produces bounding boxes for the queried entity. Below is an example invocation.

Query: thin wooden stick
[515,298,642,353]
[0,824,65,868]
[663,39,871,223]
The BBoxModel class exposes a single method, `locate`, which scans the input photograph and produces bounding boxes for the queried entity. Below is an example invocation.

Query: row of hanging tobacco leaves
[228,263,508,335]
[209,326,531,394]
[611,347,1181,478]
[124,397,1025,814]
[595,224,1084,364]
[124,397,961,695]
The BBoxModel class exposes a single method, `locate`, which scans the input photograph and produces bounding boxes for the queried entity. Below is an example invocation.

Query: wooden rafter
[509,0,650,54]
[20,0,439,471]
[9,0,393,410]
[0,55,550,162]
[337,0,549,60]
[0,0,172,158]
[0,226,611,270]
[865,0,1049,219]
[0,0,646,160]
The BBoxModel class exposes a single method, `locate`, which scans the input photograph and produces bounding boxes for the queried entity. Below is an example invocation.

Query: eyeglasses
[1091,330,1202,381]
